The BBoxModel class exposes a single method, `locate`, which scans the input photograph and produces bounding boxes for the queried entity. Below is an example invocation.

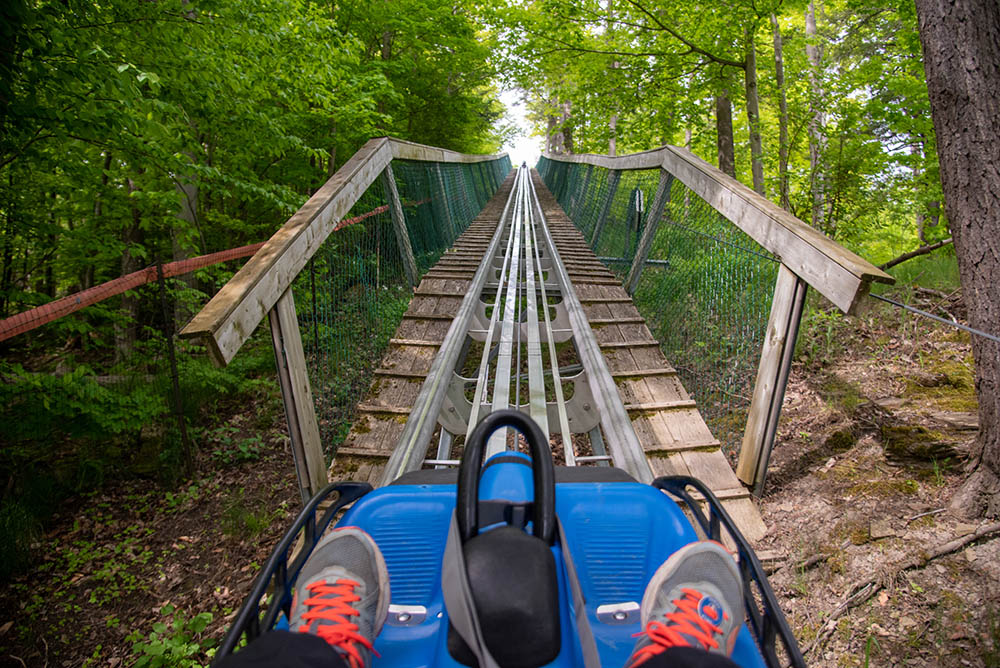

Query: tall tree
[914,0,1000,517]
[805,0,826,228]
[770,13,791,209]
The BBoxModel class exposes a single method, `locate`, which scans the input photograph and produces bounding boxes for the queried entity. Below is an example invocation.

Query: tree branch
[622,0,746,68]
[806,521,1000,656]
[879,238,953,270]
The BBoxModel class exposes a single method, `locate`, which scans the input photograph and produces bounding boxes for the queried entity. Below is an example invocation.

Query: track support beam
[269,288,328,502]
[736,265,808,493]
[382,164,419,288]
[625,172,674,295]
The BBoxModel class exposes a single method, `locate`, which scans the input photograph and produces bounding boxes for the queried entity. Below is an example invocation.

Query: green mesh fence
[294,156,511,454]
[538,156,778,455]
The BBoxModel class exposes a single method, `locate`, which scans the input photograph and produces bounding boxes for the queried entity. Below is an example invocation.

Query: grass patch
[817,373,866,415]
[847,478,920,498]
[221,489,283,539]
[884,251,961,292]
[903,356,977,413]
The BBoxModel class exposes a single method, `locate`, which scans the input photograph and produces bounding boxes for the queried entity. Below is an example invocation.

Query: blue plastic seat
[337,454,766,668]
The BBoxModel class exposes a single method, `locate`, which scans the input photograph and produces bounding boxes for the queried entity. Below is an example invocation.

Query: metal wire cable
[870,293,1000,344]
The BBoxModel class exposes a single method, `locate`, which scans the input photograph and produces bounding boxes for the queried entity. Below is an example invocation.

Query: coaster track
[381,165,652,483]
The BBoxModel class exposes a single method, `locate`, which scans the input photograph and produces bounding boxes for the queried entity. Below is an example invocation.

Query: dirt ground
[759,299,1000,667]
[0,406,302,668]
[1,296,998,667]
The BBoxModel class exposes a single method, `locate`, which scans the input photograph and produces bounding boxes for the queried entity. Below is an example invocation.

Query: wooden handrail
[542,147,893,314]
[180,137,507,366]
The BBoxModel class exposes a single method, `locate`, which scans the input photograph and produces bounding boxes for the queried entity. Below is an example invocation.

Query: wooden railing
[180,137,508,500]
[541,146,894,492]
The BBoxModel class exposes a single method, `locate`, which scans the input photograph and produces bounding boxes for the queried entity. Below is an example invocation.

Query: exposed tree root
[805,521,1000,656]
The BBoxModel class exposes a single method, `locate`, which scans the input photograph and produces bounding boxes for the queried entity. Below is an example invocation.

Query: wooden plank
[181,138,393,365]
[389,137,507,164]
[389,338,441,347]
[682,450,743,491]
[357,404,411,415]
[401,313,456,321]
[579,297,633,304]
[381,345,436,373]
[624,400,698,411]
[342,414,400,453]
[599,340,660,348]
[659,146,890,313]
[268,288,327,501]
[720,497,767,543]
[338,446,396,458]
[543,147,893,314]
[542,149,667,171]
[648,454,691,477]
[374,369,428,379]
[611,368,677,378]
[182,137,507,365]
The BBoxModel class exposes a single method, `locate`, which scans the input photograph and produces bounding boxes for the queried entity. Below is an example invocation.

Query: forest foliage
[0,0,964,575]
[488,0,951,264]
[0,0,509,574]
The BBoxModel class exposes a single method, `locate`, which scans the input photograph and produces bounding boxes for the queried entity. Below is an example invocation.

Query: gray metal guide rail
[381,165,655,484]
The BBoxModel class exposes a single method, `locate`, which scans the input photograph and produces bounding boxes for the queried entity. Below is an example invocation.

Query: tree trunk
[744,25,765,196]
[546,110,556,154]
[550,100,573,155]
[562,101,574,154]
[1,170,14,318]
[116,177,143,362]
[607,3,619,157]
[915,0,1000,517]
[771,13,791,210]
[715,86,736,178]
[173,171,198,322]
[806,0,826,228]
[609,112,617,157]
[81,151,113,293]
[44,194,55,298]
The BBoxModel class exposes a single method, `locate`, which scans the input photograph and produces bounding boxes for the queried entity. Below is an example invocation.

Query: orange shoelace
[627,588,727,667]
[298,579,379,668]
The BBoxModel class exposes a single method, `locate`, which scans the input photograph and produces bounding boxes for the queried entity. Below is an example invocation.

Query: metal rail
[380,166,653,484]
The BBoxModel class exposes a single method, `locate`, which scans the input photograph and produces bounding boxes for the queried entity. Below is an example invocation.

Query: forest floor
[1,294,998,667]
[760,294,1000,667]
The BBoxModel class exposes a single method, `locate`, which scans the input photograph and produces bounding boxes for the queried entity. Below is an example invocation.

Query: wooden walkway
[329,170,765,542]
[327,174,516,486]
[532,171,765,541]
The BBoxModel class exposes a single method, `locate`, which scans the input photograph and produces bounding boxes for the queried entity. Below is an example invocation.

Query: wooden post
[482,162,492,199]
[433,164,457,240]
[458,165,474,217]
[381,164,419,287]
[488,160,500,190]
[573,164,594,220]
[269,287,327,503]
[591,169,621,249]
[736,264,808,493]
[156,261,194,475]
[475,162,487,206]
[625,171,674,294]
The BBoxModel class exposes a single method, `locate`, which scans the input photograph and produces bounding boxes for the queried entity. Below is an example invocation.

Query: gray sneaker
[289,526,390,668]
[626,541,744,667]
